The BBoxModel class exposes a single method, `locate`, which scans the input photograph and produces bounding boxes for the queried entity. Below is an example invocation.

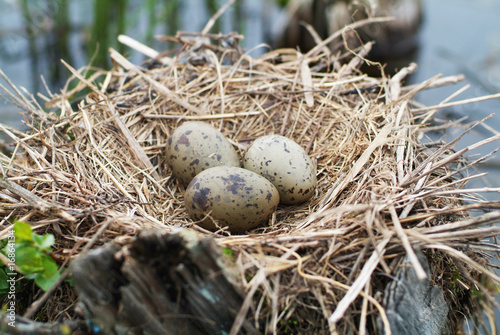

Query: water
[411,0,500,204]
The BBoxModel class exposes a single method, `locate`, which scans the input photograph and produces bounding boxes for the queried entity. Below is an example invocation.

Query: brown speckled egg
[243,135,316,205]
[184,166,279,233]
[166,122,240,186]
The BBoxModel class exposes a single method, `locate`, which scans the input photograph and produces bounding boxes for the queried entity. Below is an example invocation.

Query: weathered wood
[71,228,260,335]
[0,313,81,335]
[377,250,452,335]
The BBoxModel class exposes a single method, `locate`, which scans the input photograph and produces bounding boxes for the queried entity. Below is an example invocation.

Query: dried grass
[1,17,500,334]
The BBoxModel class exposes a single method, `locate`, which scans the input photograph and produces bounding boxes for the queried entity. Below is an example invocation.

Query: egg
[243,135,316,205]
[184,166,279,233]
[166,122,240,186]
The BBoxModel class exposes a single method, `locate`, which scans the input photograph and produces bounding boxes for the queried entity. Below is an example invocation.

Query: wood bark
[71,228,260,335]
[377,250,452,335]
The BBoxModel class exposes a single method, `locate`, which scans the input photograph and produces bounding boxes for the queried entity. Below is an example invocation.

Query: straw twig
[1,24,500,334]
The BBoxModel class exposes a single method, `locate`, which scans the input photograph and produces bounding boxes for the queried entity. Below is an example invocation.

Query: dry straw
[1,15,500,334]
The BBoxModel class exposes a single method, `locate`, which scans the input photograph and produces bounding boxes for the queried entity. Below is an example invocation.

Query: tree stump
[378,250,452,335]
[71,228,259,335]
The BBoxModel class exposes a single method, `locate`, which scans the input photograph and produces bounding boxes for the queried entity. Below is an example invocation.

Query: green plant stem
[23,217,114,319]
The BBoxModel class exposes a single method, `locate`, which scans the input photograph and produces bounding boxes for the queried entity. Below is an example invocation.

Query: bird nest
[1,20,500,335]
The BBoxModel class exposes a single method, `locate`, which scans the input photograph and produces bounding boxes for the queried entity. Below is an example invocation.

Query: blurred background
[0,0,499,330]
[0,0,498,169]
[2,0,497,193]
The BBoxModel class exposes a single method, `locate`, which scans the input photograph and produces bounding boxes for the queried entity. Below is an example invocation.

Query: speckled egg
[166,122,240,186]
[184,166,280,233]
[243,135,316,205]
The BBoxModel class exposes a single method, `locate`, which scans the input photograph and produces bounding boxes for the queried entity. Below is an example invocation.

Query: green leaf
[35,270,61,291]
[35,258,60,291]
[13,221,33,243]
[0,268,9,293]
[64,276,74,287]
[16,245,50,274]
[221,247,234,258]
[40,255,59,276]
[24,273,37,280]
[11,221,62,291]
[32,234,55,251]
